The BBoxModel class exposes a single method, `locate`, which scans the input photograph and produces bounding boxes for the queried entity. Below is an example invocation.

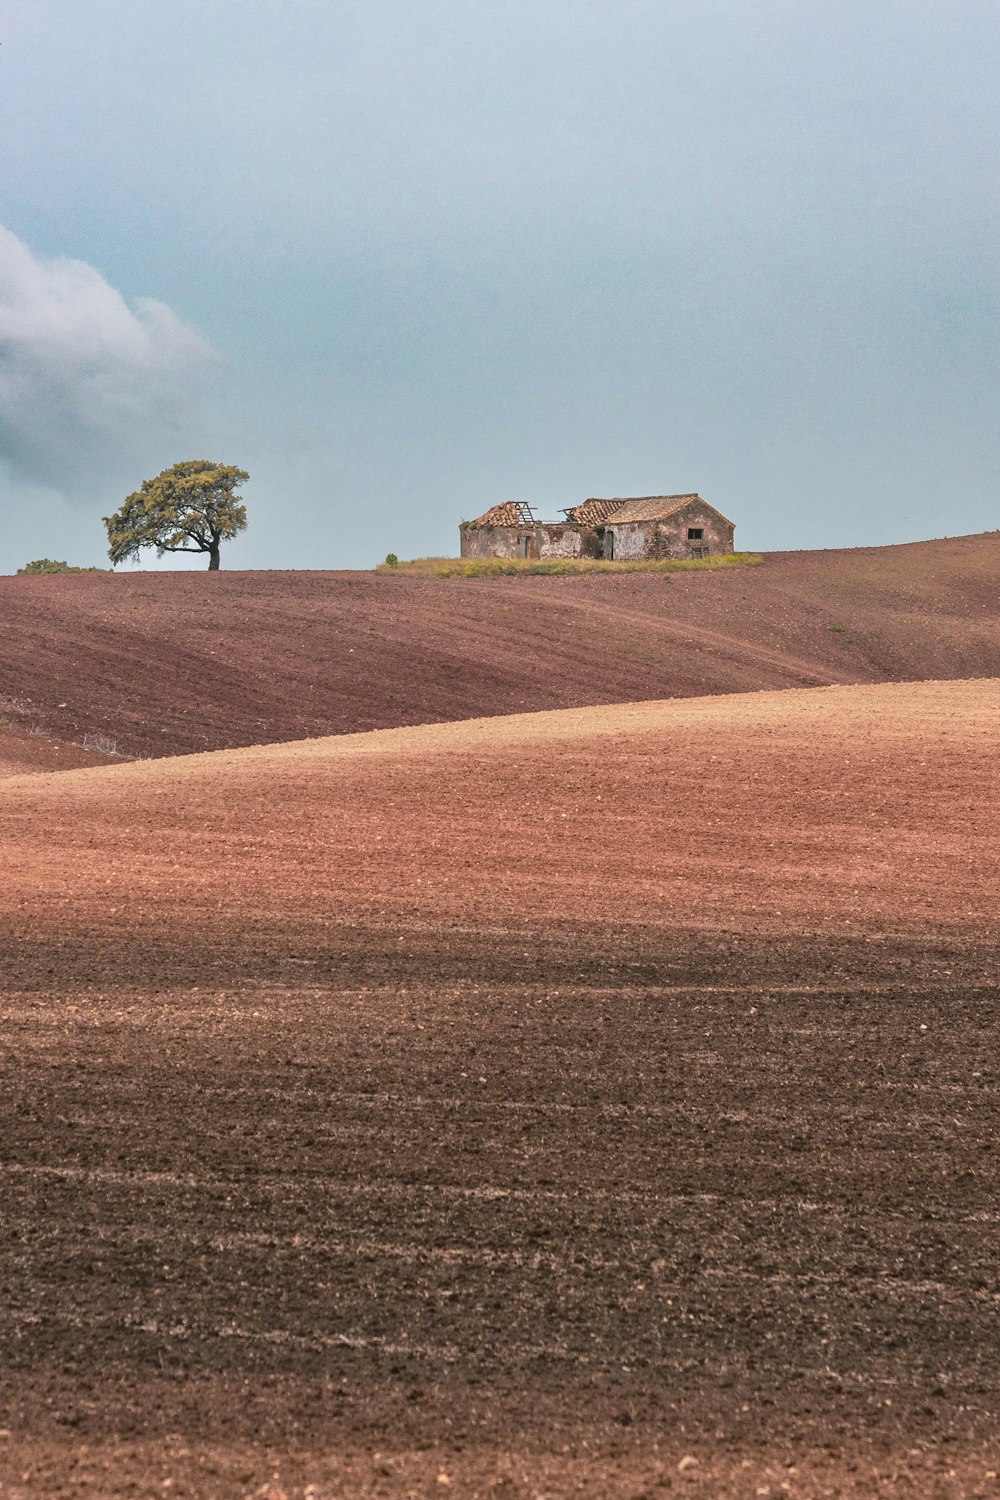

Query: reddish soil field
[1,531,998,758]
[1,680,999,1497]
[0,727,116,779]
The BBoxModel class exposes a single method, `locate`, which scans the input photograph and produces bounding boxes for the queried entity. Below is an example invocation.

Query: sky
[0,0,997,571]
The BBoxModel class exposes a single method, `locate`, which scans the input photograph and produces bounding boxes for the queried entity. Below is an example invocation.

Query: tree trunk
[207,540,221,570]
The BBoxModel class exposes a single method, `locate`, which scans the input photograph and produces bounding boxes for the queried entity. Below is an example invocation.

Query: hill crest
[1,531,997,761]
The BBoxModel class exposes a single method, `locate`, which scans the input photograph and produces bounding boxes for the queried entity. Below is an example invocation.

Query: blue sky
[1,0,997,570]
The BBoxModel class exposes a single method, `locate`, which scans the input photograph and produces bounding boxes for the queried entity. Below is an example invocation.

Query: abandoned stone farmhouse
[459,494,735,562]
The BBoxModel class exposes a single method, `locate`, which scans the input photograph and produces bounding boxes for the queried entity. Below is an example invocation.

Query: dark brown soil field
[0,726,116,779]
[2,679,999,1497]
[1,531,998,758]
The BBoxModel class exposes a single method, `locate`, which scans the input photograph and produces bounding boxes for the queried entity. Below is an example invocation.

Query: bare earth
[1,531,999,758]
[2,678,999,1497]
[0,726,117,780]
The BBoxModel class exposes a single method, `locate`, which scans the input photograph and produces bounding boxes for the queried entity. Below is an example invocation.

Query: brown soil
[0,726,118,779]
[1,531,998,759]
[2,680,999,1497]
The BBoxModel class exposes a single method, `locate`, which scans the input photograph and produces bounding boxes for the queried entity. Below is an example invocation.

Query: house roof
[562,498,625,527]
[469,501,538,527]
[601,494,735,526]
[468,493,735,528]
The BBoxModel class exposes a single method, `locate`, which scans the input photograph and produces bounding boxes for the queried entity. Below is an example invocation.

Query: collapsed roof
[468,494,734,528]
[469,501,539,526]
[561,498,626,528]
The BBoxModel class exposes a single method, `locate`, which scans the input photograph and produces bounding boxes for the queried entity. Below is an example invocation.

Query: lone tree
[104,460,249,571]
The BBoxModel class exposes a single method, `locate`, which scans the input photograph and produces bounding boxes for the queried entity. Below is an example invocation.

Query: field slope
[2,678,999,1497]
[0,726,117,778]
[1,530,999,757]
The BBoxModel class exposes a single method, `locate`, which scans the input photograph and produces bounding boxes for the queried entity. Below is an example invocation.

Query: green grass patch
[376,552,762,578]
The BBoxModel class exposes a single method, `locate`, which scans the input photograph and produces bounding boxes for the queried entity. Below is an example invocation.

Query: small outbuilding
[460,493,735,562]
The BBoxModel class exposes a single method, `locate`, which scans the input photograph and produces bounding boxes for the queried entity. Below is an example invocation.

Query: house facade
[458,502,583,561]
[602,495,735,561]
[460,494,735,562]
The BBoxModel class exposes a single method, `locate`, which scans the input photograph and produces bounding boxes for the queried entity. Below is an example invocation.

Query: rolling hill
[0,530,998,760]
[2,678,999,1496]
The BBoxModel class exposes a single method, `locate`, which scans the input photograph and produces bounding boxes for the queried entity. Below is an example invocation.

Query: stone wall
[605,522,648,561]
[460,525,516,559]
[459,523,582,560]
[607,503,735,562]
[538,524,584,560]
[662,501,735,560]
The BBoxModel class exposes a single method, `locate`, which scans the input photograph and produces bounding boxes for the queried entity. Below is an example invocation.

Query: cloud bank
[0,224,217,495]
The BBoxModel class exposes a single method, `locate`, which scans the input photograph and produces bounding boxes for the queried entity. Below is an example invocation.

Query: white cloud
[0,224,218,495]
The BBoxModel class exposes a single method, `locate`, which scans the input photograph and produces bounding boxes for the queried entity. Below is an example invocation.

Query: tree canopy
[104,460,249,570]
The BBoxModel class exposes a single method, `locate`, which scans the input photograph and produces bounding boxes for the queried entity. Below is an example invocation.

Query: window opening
[687,527,704,540]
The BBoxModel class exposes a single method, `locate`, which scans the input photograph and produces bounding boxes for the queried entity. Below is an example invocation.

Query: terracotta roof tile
[469,494,734,529]
[596,494,734,526]
[564,498,625,527]
[469,502,537,526]
[596,494,700,524]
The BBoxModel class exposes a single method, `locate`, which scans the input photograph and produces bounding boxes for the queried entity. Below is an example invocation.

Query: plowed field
[0,727,116,779]
[2,680,999,1497]
[2,530,999,758]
